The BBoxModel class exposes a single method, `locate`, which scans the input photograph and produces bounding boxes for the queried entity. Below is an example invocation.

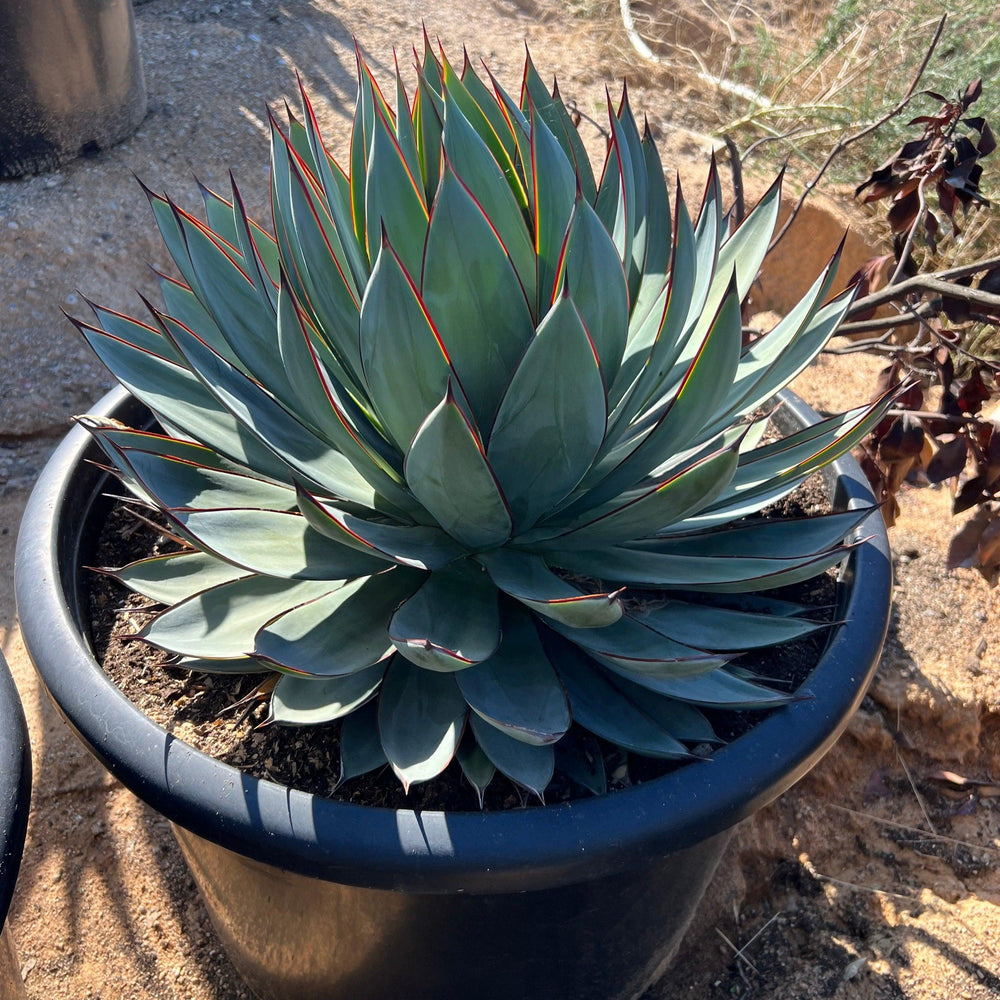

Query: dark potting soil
[87,478,836,812]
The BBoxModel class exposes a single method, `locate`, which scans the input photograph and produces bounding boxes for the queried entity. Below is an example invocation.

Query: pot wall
[0,652,31,999]
[0,0,146,177]
[175,822,733,1000]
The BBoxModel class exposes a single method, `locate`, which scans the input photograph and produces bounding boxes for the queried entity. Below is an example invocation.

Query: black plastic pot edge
[15,386,891,894]
[0,651,31,925]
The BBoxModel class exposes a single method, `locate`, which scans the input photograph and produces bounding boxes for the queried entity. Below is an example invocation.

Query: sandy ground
[1,1,999,998]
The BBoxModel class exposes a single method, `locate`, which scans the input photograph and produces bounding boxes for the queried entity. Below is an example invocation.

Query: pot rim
[0,651,31,922]
[15,386,891,893]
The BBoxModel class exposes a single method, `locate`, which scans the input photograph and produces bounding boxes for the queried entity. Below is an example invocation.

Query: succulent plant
[76,42,893,799]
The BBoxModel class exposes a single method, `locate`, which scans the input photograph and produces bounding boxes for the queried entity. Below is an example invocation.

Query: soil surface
[1,2,999,999]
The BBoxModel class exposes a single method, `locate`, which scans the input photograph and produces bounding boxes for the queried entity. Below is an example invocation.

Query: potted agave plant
[16,41,893,1000]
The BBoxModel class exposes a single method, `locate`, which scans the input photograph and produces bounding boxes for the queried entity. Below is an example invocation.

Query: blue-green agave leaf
[457,50,521,173]
[296,486,465,570]
[521,53,596,201]
[172,655,272,675]
[607,664,794,708]
[476,548,623,628]
[577,274,743,511]
[627,121,672,325]
[140,575,335,658]
[529,100,578,314]
[631,601,826,651]
[198,181,241,247]
[547,539,856,592]
[716,170,782,301]
[378,656,467,791]
[608,183,697,426]
[171,508,391,580]
[229,176,280,313]
[441,82,535,303]
[271,119,365,389]
[421,158,535,434]
[555,192,630,377]
[487,289,607,530]
[593,103,637,301]
[404,386,512,549]
[74,319,296,485]
[365,101,429,277]
[359,236,455,452]
[297,80,370,292]
[549,616,730,677]
[456,734,496,807]
[155,312,413,509]
[255,569,423,676]
[537,439,739,547]
[653,506,874,556]
[412,68,445,204]
[339,698,389,785]
[455,607,570,745]
[88,297,185,365]
[607,674,720,743]
[108,550,251,605]
[613,85,649,304]
[271,661,387,725]
[113,447,297,513]
[553,639,694,758]
[553,729,606,795]
[469,713,554,799]
[389,561,501,671]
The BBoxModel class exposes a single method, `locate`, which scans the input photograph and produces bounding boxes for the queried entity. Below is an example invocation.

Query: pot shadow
[7,657,251,997]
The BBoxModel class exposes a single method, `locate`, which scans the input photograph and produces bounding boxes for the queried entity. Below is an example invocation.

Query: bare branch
[723,135,746,225]
[767,14,946,254]
[847,274,1000,316]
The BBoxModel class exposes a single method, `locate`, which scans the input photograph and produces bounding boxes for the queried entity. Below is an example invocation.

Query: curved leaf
[378,656,467,791]
[389,562,501,671]
[255,569,424,676]
[140,576,335,658]
[365,101,429,276]
[477,548,622,628]
[550,616,730,677]
[442,82,535,305]
[339,698,388,784]
[556,193,630,377]
[546,540,856,592]
[271,661,386,724]
[297,487,465,570]
[631,601,825,651]
[359,237,455,452]
[456,735,496,807]
[405,387,512,549]
[470,713,554,799]
[487,290,607,529]
[421,159,534,434]
[552,639,694,758]
[172,508,391,580]
[455,607,570,745]
[111,550,251,605]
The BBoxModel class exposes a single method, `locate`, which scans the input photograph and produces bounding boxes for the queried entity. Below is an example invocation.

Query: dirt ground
[1,1,999,998]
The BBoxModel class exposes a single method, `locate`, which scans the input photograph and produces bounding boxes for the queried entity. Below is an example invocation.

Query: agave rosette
[76,43,892,798]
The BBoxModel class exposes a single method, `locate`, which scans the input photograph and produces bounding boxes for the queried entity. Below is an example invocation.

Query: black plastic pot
[15,386,891,1000]
[0,651,31,1000]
